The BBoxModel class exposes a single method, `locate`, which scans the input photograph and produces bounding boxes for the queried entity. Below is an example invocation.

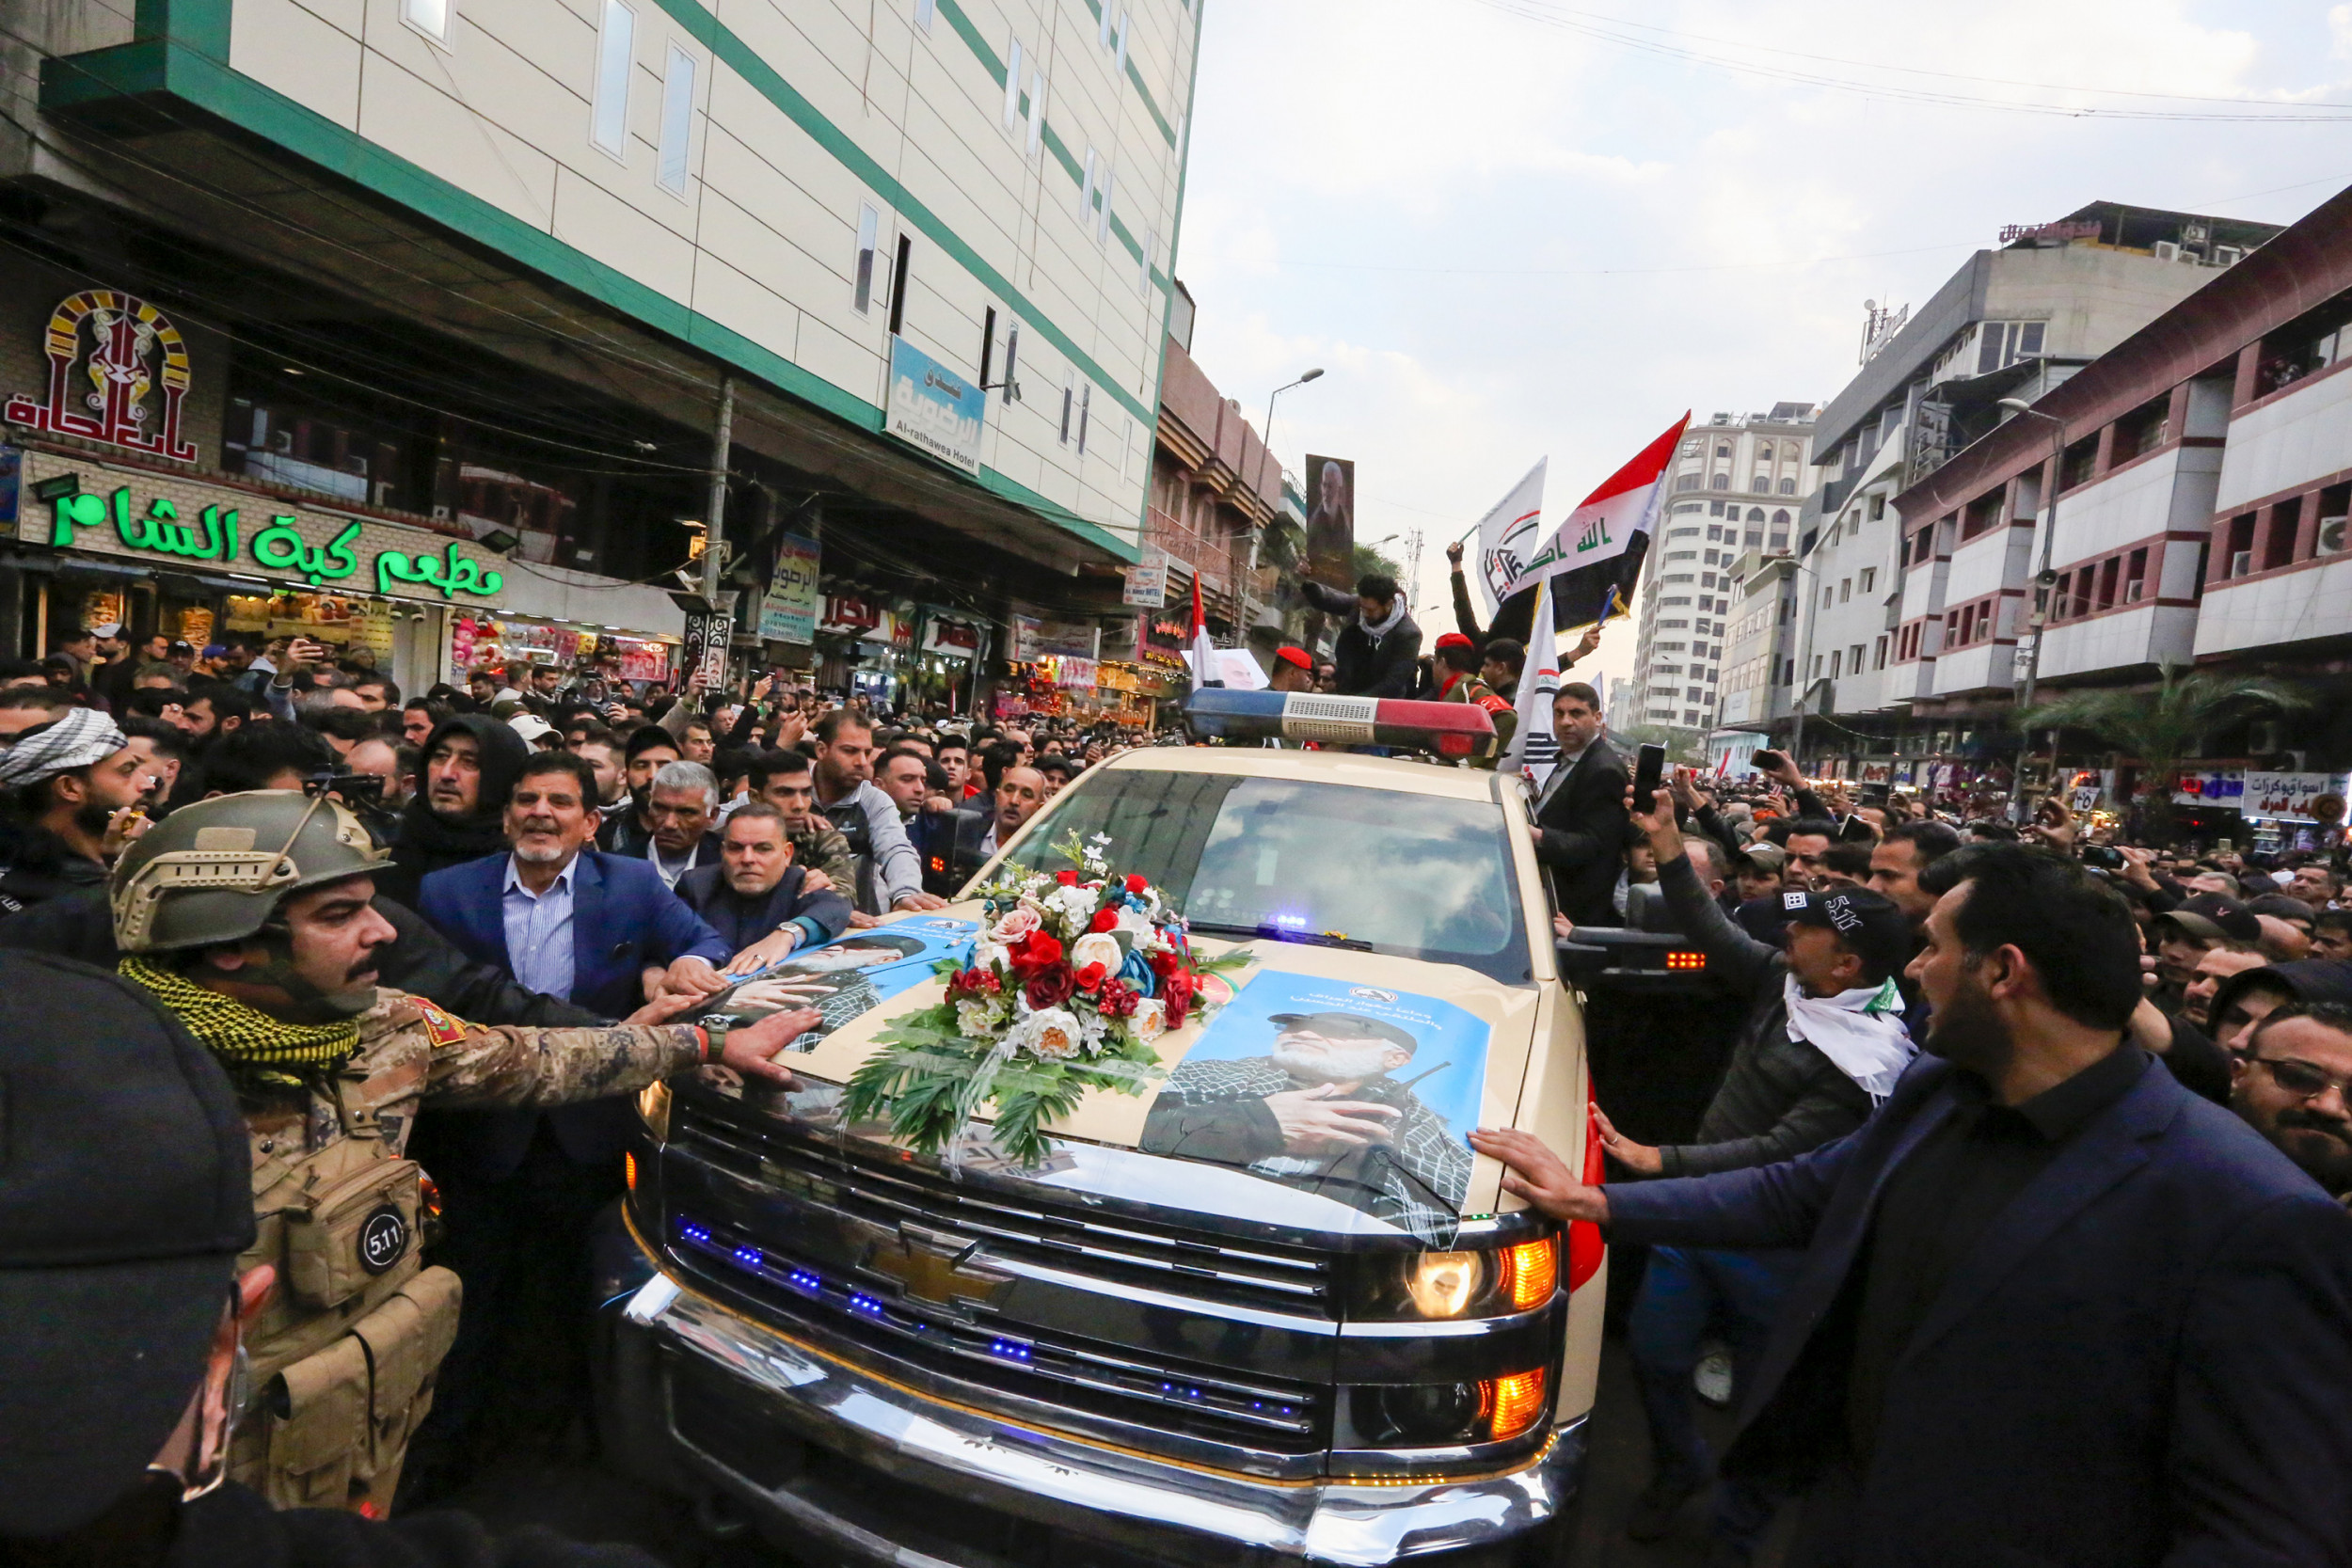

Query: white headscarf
[1783,974,1915,1104]
[1359,591,1408,645]
[0,707,127,789]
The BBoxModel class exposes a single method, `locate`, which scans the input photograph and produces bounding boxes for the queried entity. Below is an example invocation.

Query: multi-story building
[1631,403,1814,732]
[1888,181,2352,817]
[1775,202,2280,773]
[0,1,1201,705]
[1711,550,1801,769]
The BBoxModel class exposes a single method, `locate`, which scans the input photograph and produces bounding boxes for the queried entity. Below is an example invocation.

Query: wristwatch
[702,1016,730,1063]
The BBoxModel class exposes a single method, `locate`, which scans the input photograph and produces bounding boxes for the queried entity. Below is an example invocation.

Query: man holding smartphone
[1528,682,1637,927]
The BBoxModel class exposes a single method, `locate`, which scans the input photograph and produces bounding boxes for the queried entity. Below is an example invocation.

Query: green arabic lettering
[50,490,106,547]
[250,518,305,576]
[110,486,139,549]
[199,506,238,562]
[375,542,499,600]
[317,519,362,583]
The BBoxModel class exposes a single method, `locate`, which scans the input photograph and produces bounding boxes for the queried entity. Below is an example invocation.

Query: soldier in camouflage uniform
[108,790,818,1515]
[1432,633,1516,768]
[1140,1009,1471,1238]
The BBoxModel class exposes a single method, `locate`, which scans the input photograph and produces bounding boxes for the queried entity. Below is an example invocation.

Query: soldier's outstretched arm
[404,994,821,1107]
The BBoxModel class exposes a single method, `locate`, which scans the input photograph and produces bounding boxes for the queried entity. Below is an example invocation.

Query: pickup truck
[593,699,1611,1568]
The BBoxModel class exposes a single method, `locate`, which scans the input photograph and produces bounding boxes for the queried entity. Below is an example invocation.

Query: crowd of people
[0,620,1170,1563]
[6,607,2350,1566]
[1486,676,2352,1563]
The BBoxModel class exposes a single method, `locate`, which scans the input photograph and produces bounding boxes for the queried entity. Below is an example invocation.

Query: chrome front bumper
[600,1270,1586,1568]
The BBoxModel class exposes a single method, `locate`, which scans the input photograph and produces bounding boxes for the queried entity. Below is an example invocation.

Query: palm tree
[2020,660,2311,840]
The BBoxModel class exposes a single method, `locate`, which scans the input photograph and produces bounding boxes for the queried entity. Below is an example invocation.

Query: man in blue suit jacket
[405,750,730,1502]
[1476,840,2352,1567]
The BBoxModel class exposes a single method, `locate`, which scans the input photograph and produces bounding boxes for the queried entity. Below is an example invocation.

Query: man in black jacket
[0,949,663,1568]
[1596,782,1915,1552]
[1528,682,1637,927]
[375,713,529,908]
[675,801,853,970]
[1296,573,1422,698]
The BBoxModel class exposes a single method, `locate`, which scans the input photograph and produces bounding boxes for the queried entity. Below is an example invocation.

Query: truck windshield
[1003,769,1532,984]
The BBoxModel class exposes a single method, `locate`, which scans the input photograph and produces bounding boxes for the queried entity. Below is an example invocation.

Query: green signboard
[47,483,503,601]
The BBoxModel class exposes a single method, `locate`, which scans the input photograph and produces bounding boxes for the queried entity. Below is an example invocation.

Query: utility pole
[1997,398,2065,822]
[701,374,736,608]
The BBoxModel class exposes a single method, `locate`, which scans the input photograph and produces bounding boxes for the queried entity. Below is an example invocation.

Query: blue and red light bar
[1184,689,1496,758]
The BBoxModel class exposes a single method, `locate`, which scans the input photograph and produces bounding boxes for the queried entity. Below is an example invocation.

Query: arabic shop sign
[40,483,502,601]
[882,334,984,475]
[6,291,198,462]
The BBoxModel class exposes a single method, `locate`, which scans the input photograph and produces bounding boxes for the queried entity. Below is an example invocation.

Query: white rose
[969,940,1012,974]
[1044,884,1098,932]
[1131,999,1167,1042]
[955,997,1005,1037]
[1015,1006,1083,1060]
[1113,906,1152,940]
[1069,932,1123,974]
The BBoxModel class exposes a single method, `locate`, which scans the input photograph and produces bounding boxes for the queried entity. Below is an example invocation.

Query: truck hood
[706,907,1540,1239]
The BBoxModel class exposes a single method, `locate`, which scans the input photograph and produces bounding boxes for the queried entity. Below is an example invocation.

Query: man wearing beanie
[0,947,671,1563]
[373,713,529,908]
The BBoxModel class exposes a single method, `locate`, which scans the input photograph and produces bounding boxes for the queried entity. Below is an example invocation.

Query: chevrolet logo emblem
[862,1221,1012,1311]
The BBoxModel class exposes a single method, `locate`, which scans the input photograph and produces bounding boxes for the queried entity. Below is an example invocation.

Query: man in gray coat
[1599,784,1915,1552]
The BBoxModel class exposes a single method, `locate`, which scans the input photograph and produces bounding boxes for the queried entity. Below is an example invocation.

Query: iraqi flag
[1505,414,1691,628]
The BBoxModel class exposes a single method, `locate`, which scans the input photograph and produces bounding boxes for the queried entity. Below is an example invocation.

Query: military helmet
[111,789,387,954]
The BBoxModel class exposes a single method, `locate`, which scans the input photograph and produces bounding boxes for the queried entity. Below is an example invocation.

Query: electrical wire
[1461,0,2352,122]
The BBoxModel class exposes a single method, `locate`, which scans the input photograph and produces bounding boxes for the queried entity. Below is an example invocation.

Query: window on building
[1777,478,1795,494]
[1026,69,1047,155]
[403,0,450,41]
[1709,500,1725,516]
[1756,443,1772,460]
[656,44,695,195]
[1716,444,1731,459]
[886,232,912,334]
[1976,319,2048,374]
[1076,383,1092,454]
[1709,474,1728,490]
[1839,578,1852,602]
[1821,586,1835,608]
[1819,653,1831,679]
[852,203,882,313]
[589,0,636,159]
[1675,474,1700,492]
[1059,371,1075,444]
[1754,475,1770,492]
[2124,546,2150,602]
[1873,635,1887,670]
[1868,493,1886,521]
[1850,642,1865,673]
[2059,432,2098,491]
[1003,37,1024,127]
[1080,147,1098,228]
[914,0,935,27]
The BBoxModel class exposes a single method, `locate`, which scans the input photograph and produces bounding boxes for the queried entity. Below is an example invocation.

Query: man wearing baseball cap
[1571,783,1917,1551]
[1142,1008,1471,1233]
[0,948,665,1563]
[2149,892,2262,1016]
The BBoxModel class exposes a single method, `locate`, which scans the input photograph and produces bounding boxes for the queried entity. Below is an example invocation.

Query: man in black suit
[1529,681,1636,927]
[1475,843,2352,1567]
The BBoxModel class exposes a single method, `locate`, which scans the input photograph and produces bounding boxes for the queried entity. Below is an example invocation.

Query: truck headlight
[1348,1366,1549,1448]
[1353,1236,1558,1321]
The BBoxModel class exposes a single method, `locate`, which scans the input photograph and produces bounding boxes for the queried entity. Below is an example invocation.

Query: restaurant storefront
[5,444,679,693]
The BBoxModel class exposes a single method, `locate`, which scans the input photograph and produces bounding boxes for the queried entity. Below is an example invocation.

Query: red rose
[1057,869,1079,885]
[1074,961,1108,992]
[1089,908,1120,934]
[1125,874,1147,895]
[1024,933,1064,967]
[1025,962,1076,1009]
[1149,950,1178,978]
[1160,970,1196,1029]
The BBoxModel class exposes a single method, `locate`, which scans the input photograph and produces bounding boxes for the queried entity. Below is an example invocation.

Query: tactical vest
[228,1055,461,1515]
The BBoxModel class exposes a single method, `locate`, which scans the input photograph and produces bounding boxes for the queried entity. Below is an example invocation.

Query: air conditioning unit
[2153,241,2182,262]
[2213,245,2244,266]
[2319,515,2349,554]
[2124,579,2144,602]
[2230,549,2253,578]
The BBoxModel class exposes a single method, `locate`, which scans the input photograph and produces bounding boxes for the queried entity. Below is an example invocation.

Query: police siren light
[1184,689,1495,758]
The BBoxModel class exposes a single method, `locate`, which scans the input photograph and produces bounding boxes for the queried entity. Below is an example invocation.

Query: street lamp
[1246,368,1325,625]
[1253,368,1324,499]
[1996,395,2066,820]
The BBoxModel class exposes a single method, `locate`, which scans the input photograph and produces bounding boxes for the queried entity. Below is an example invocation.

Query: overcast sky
[1176,0,2352,695]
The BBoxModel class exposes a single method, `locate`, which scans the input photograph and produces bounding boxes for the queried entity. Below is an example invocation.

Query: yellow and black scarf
[120,957,358,1073]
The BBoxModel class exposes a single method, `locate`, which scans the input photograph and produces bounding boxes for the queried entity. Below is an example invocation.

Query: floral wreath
[839,831,1248,1167]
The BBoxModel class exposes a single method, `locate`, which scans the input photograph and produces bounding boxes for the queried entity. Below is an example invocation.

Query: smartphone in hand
[1632,743,1666,806]
[1750,749,1786,773]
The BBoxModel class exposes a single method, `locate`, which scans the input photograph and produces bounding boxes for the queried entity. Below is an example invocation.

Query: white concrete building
[1632,404,1813,731]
